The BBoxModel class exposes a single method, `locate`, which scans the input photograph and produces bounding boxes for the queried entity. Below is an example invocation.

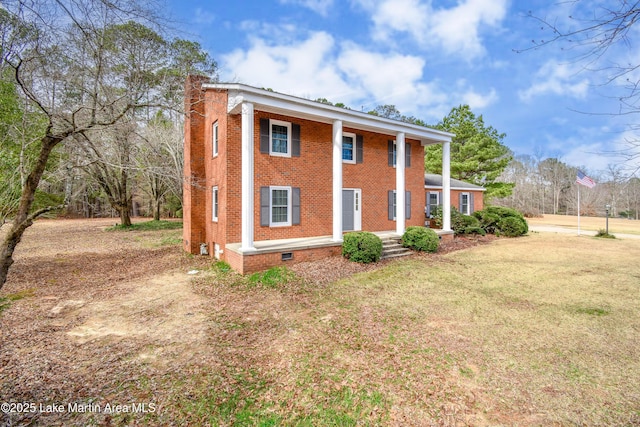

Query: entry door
[342,189,362,231]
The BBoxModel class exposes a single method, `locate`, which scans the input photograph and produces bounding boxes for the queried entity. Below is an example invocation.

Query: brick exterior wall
[183,75,208,254]
[227,245,343,275]
[184,83,441,273]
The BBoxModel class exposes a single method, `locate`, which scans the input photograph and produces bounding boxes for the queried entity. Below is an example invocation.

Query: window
[260,186,300,227]
[392,191,397,220]
[388,140,411,167]
[212,122,218,157]
[270,120,291,156]
[270,186,291,226]
[460,193,470,215]
[212,186,219,222]
[392,143,397,167]
[427,192,439,218]
[388,190,412,220]
[342,132,356,163]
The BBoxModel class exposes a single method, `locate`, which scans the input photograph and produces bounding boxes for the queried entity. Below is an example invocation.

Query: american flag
[576,170,596,188]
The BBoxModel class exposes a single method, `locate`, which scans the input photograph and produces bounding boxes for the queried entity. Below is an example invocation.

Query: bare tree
[521,1,640,164]
[0,0,167,288]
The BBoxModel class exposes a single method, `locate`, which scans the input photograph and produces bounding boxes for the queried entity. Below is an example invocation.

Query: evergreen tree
[425,105,513,200]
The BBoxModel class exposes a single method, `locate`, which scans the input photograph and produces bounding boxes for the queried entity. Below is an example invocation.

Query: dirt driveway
[1,219,214,425]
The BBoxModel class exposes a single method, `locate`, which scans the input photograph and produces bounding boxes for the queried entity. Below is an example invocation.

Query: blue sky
[165,0,639,177]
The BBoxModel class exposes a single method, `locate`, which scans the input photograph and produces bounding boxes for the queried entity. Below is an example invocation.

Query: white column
[241,102,256,251]
[332,120,343,242]
[396,132,405,235]
[442,140,452,232]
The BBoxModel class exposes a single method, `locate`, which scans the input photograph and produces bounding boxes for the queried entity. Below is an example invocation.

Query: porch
[225,229,454,274]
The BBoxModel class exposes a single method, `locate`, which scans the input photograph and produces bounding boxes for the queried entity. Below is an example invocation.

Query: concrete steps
[380,237,412,260]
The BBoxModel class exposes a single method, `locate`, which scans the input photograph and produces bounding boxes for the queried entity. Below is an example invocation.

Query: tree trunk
[153,198,161,221]
[118,204,132,227]
[1,134,64,289]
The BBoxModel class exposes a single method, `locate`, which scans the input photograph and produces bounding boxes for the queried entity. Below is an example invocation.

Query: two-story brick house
[183,76,453,273]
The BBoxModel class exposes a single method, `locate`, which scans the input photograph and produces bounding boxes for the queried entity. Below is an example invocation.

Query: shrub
[342,231,383,263]
[402,226,439,252]
[497,216,528,237]
[473,206,528,236]
[595,229,616,239]
[462,226,486,236]
[472,210,501,234]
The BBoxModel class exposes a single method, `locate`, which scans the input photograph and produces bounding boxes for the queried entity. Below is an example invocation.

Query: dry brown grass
[528,213,640,234]
[1,220,639,426]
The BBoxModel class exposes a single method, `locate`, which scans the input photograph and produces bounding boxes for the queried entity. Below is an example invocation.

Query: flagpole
[577,183,581,236]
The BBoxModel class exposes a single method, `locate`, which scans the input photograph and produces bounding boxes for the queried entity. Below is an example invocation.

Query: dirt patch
[0,218,215,425]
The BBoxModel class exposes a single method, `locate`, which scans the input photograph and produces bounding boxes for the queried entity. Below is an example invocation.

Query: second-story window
[342,132,356,164]
[270,120,291,156]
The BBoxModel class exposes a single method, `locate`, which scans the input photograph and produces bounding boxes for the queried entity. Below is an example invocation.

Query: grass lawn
[528,213,640,235]
[162,233,640,426]
[3,220,639,426]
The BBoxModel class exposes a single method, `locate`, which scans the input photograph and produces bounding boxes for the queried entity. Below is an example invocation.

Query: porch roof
[203,83,454,146]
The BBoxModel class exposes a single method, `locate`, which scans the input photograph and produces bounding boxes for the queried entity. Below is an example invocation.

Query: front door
[342,189,362,232]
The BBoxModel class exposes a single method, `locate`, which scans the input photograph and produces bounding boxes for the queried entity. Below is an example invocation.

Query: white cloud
[518,60,590,101]
[336,42,446,111]
[221,31,353,101]
[460,87,498,109]
[220,29,452,120]
[193,8,216,24]
[356,0,508,58]
[279,0,334,16]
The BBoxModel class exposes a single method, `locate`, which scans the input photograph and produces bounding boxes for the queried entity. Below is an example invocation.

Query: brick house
[183,76,454,273]
[425,174,486,219]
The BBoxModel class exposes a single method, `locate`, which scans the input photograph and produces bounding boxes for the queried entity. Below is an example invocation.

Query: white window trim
[460,192,470,215]
[212,122,219,157]
[270,186,291,227]
[212,186,219,222]
[269,119,291,157]
[427,191,439,217]
[342,132,356,164]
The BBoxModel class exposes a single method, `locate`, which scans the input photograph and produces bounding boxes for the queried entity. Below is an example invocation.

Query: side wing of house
[425,174,485,217]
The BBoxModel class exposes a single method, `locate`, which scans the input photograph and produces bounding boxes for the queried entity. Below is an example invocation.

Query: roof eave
[203,83,453,145]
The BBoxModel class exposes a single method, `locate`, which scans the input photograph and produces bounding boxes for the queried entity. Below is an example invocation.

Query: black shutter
[356,134,363,164]
[459,193,463,212]
[405,191,411,219]
[405,143,411,167]
[292,187,301,225]
[388,190,394,220]
[388,140,394,166]
[259,118,270,154]
[260,187,270,226]
[292,123,301,157]
[469,193,475,214]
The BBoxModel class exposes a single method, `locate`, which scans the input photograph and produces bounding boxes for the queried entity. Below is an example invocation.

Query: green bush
[462,226,486,236]
[402,226,439,252]
[342,231,383,263]
[472,210,501,234]
[435,205,528,237]
[595,229,616,239]
[497,216,528,237]
[472,206,528,237]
